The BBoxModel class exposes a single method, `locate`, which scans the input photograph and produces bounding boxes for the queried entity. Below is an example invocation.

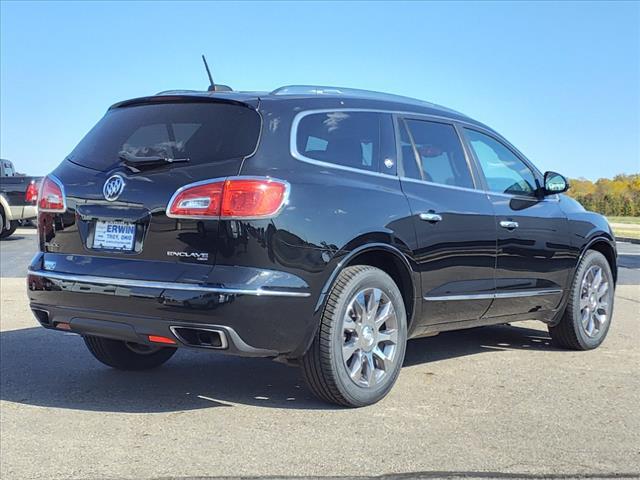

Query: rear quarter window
[295,111,394,173]
[68,102,261,171]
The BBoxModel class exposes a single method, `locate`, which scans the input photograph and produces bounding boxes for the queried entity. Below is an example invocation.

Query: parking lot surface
[1,231,639,479]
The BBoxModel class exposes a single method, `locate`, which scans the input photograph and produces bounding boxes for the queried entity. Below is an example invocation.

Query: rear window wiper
[118,151,190,168]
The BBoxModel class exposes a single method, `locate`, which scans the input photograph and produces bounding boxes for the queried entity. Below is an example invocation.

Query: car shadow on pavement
[0,323,555,413]
[404,323,558,366]
[0,236,28,242]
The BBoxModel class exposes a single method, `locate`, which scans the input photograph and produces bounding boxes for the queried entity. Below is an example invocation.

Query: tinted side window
[398,120,421,180]
[296,112,392,172]
[464,128,538,196]
[403,119,474,189]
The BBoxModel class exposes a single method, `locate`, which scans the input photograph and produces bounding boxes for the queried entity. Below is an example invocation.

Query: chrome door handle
[500,220,519,230]
[419,212,443,223]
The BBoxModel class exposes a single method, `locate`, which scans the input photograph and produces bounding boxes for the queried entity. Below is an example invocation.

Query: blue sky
[1,1,638,179]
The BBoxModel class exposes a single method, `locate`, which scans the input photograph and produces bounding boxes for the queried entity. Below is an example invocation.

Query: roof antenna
[202,54,215,91]
[200,55,232,92]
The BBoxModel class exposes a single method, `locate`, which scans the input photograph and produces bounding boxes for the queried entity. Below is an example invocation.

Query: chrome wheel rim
[579,265,611,338]
[342,287,399,388]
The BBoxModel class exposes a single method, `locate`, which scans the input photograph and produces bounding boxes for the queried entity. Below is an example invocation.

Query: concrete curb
[617,236,640,245]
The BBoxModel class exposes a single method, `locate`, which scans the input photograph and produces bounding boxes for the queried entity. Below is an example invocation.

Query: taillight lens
[167,177,288,219]
[25,180,39,203]
[221,179,288,218]
[168,181,224,218]
[38,176,66,212]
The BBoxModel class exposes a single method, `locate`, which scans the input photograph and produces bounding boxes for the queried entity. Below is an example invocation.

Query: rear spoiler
[109,94,260,110]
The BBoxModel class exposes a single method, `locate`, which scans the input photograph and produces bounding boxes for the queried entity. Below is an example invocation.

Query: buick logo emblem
[103,175,125,202]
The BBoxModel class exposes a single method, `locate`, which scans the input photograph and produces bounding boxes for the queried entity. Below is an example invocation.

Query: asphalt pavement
[1,230,639,479]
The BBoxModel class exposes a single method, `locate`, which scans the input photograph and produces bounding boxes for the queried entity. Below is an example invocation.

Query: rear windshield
[68,102,261,171]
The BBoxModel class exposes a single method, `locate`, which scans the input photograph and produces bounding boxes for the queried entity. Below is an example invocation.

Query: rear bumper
[29,304,282,357]
[27,267,318,358]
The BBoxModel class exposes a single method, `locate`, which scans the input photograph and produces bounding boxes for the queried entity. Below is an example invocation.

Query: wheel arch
[581,236,617,284]
[548,235,618,328]
[315,243,420,332]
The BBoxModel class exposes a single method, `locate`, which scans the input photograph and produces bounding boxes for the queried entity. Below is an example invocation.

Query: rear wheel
[0,213,18,239]
[548,250,614,350]
[301,266,407,407]
[84,335,177,370]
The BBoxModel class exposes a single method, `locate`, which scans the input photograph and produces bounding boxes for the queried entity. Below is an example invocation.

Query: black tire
[0,218,18,239]
[84,335,177,370]
[548,250,614,350]
[301,265,408,407]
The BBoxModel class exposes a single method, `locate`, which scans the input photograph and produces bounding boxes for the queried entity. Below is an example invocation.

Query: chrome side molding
[424,289,563,302]
[28,270,311,298]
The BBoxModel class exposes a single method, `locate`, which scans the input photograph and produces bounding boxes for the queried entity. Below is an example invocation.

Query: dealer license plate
[93,221,136,251]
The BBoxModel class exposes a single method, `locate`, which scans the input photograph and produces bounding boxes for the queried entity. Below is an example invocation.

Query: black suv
[28,85,617,407]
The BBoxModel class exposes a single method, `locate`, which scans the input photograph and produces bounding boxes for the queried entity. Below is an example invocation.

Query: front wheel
[301,266,408,407]
[548,250,614,350]
[84,335,177,370]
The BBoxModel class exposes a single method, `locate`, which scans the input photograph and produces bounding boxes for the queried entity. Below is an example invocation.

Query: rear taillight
[221,178,288,218]
[38,176,66,213]
[25,180,39,203]
[168,181,224,218]
[167,177,289,219]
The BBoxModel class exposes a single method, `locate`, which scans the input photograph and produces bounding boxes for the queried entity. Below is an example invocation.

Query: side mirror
[543,171,569,195]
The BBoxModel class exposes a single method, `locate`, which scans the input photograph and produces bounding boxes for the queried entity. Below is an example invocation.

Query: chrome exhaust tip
[169,326,228,349]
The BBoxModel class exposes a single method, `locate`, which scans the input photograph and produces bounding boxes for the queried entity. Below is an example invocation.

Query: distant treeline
[568,174,640,217]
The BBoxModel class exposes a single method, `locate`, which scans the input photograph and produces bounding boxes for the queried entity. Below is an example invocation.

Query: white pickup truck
[0,159,40,239]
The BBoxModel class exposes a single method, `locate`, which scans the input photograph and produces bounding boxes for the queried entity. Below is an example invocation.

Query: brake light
[167,177,288,219]
[25,180,39,203]
[221,179,288,218]
[38,176,66,213]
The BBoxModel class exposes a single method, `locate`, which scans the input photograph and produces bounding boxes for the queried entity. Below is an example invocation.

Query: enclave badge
[166,251,209,261]
[103,175,125,202]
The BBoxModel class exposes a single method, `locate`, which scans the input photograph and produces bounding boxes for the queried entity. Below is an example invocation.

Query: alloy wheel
[341,287,399,388]
[579,265,611,338]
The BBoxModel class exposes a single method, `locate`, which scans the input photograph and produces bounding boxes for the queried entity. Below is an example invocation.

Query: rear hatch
[40,96,261,282]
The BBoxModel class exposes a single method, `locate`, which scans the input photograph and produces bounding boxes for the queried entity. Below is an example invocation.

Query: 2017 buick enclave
[28,85,617,406]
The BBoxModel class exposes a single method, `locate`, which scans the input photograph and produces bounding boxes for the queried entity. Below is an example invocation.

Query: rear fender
[294,241,419,359]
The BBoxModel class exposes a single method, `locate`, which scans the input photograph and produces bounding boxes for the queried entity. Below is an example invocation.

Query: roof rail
[155,89,203,95]
[270,84,449,109]
[155,86,233,96]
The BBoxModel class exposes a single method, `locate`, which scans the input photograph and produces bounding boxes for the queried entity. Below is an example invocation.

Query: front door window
[464,128,538,196]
